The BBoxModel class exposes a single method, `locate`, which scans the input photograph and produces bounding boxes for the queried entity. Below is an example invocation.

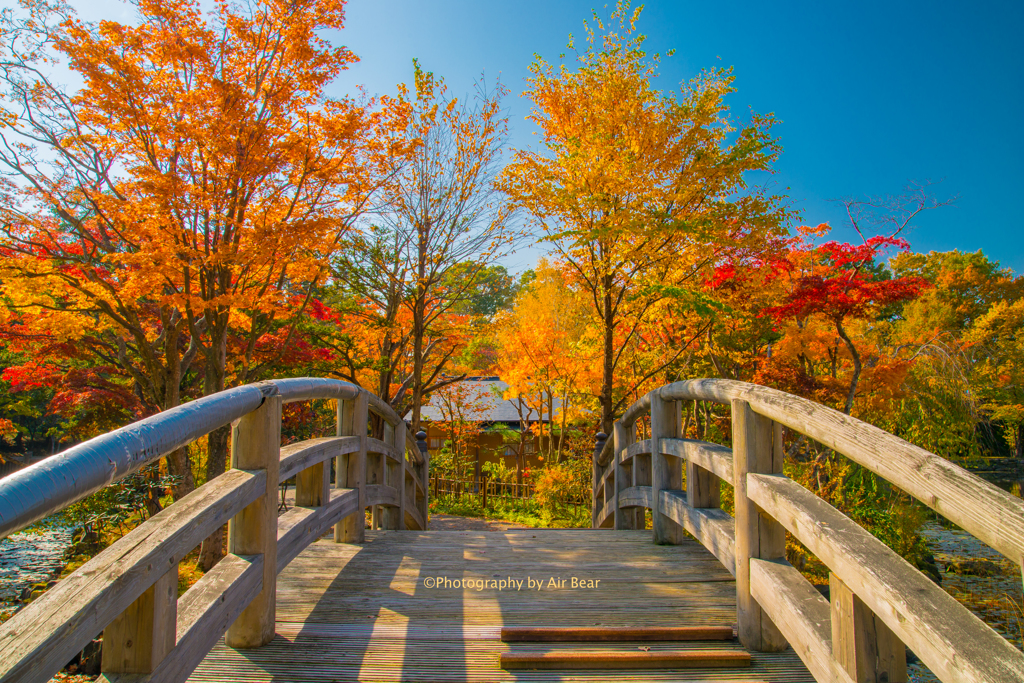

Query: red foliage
[763,237,930,324]
[47,367,149,422]
[2,361,62,391]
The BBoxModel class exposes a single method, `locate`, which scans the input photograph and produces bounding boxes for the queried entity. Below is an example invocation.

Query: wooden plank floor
[189,530,814,682]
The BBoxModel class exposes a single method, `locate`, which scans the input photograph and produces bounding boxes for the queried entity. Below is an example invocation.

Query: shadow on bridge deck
[188,530,813,682]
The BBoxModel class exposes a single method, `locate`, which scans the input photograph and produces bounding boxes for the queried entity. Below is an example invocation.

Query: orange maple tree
[0,0,413,568]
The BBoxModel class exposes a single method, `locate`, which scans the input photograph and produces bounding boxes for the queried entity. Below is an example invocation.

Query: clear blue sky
[70,0,1024,274]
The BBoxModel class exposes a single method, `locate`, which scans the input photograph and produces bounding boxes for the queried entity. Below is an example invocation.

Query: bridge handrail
[0,377,428,683]
[605,378,1024,567]
[593,378,1024,683]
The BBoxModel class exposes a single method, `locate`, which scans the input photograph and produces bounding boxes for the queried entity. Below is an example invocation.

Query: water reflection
[0,526,72,620]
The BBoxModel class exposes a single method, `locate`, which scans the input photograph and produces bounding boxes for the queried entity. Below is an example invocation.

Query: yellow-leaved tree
[502,1,790,431]
[494,259,592,462]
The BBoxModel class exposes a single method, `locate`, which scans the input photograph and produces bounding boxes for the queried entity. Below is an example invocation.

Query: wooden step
[499,649,751,670]
[501,625,735,642]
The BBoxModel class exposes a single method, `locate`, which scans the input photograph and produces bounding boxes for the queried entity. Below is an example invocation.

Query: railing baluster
[295,434,329,509]
[830,572,908,683]
[614,420,636,529]
[100,564,178,674]
[591,432,607,528]
[651,395,683,544]
[731,398,787,652]
[226,394,281,648]
[417,431,430,524]
[395,420,407,530]
[336,392,368,543]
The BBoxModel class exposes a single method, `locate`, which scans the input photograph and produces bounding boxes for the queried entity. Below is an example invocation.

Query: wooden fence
[430,476,534,506]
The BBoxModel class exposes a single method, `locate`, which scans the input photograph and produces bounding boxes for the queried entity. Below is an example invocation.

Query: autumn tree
[337,61,518,430]
[0,0,408,567]
[427,380,486,480]
[891,250,1024,458]
[502,2,789,432]
[494,259,590,462]
[763,232,930,415]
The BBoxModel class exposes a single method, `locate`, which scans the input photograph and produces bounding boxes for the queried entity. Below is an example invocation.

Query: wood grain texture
[404,503,425,532]
[226,395,281,649]
[336,393,368,544]
[749,558,856,683]
[101,565,178,675]
[395,422,407,531]
[277,489,359,572]
[623,439,652,463]
[115,553,264,683]
[830,573,906,683]
[731,400,787,652]
[651,395,684,544]
[367,437,403,463]
[613,421,636,530]
[500,626,735,642]
[499,650,751,670]
[748,472,1024,683]
[279,436,359,482]
[365,484,401,508]
[660,438,734,484]
[657,379,1024,568]
[659,490,737,576]
[617,486,653,510]
[189,530,812,682]
[0,468,263,683]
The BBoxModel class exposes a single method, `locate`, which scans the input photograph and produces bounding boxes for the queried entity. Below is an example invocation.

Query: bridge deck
[189,530,814,682]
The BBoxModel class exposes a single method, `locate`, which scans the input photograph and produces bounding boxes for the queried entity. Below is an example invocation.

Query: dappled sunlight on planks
[189,530,814,682]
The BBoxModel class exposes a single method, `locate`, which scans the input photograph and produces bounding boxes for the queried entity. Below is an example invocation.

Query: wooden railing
[592,378,1024,683]
[0,378,428,683]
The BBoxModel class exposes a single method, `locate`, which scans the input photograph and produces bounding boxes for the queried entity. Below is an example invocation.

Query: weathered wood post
[633,420,652,530]
[394,419,407,530]
[830,573,908,682]
[613,420,636,529]
[336,392,368,543]
[688,400,721,510]
[100,566,177,674]
[226,394,281,648]
[731,399,787,652]
[592,432,607,528]
[416,430,429,525]
[651,393,684,544]
[296,404,330,508]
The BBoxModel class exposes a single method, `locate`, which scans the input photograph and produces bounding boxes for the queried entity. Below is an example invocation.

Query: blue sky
[69,0,1024,274]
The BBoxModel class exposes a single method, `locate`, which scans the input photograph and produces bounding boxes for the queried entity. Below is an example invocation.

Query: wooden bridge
[0,377,1022,682]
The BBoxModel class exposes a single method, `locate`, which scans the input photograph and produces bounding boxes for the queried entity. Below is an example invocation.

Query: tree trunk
[159,309,195,499]
[199,320,230,571]
[601,274,615,434]
[835,318,862,416]
[198,425,230,571]
[547,394,555,460]
[557,388,568,464]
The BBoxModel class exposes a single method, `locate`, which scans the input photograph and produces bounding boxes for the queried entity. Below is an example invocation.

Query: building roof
[419,377,562,424]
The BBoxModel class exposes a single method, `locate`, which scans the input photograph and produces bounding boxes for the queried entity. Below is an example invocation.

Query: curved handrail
[0,376,427,683]
[595,378,1024,683]
[613,378,1024,567]
[0,378,405,540]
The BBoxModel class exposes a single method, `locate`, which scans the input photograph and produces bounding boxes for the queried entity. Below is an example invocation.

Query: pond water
[907,519,1023,682]
[0,525,73,623]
